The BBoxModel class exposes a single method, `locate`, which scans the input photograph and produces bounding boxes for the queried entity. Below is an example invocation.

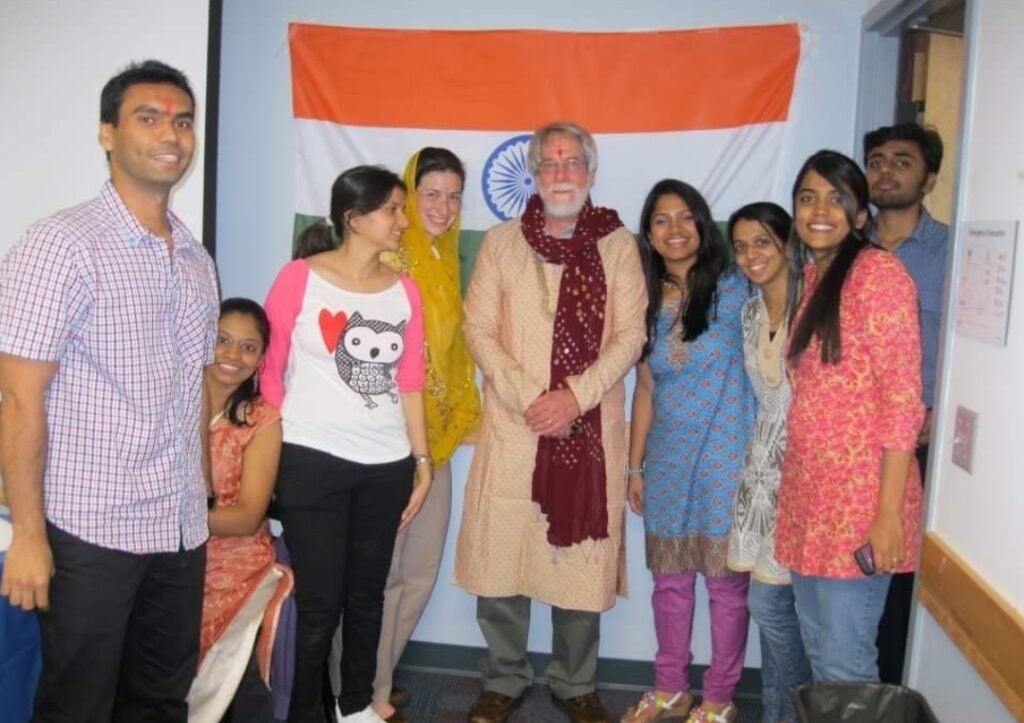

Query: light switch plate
[952,405,977,473]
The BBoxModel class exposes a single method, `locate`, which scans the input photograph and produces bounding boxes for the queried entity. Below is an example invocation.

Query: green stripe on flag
[291,215,731,293]
[293,213,333,258]
[458,229,485,292]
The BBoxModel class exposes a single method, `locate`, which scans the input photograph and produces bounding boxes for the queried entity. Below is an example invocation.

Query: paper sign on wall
[955,220,1017,346]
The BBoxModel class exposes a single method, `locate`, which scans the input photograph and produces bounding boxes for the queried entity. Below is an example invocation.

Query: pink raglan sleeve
[260,260,309,408]
[395,274,425,392]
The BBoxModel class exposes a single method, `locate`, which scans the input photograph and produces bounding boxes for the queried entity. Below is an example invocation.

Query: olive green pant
[477,595,600,700]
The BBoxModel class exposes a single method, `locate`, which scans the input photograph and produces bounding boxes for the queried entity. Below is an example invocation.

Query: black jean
[32,522,205,723]
[876,442,930,684]
[276,443,413,721]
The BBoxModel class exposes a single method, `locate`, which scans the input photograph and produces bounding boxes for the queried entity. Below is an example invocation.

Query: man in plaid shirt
[0,60,218,721]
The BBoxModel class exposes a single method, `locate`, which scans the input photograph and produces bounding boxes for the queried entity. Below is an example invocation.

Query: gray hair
[527,121,598,176]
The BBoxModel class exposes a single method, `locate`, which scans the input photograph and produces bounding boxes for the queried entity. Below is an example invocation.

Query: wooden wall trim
[917,532,1024,721]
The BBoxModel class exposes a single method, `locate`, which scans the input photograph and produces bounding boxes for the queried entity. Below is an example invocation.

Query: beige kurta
[453,218,647,612]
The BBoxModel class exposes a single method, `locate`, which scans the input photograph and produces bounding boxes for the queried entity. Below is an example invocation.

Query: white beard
[539,182,589,219]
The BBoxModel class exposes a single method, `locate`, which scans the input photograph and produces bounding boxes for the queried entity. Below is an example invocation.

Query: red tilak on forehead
[556,147,563,159]
[163,98,173,116]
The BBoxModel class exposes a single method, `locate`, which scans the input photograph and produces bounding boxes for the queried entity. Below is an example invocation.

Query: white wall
[912,610,1014,721]
[216,0,866,303]
[0,0,210,259]
[216,0,868,669]
[0,2,209,500]
[907,0,1023,720]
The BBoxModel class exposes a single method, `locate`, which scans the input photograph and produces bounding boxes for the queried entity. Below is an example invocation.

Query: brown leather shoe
[468,691,523,723]
[390,686,411,709]
[552,692,613,723]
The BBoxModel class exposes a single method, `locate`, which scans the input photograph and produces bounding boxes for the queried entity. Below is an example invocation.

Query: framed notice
[955,220,1018,345]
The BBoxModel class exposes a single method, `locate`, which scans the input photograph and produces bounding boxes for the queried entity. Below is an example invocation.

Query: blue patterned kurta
[644,271,754,576]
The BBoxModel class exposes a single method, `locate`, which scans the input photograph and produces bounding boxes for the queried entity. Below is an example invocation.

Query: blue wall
[216,0,869,668]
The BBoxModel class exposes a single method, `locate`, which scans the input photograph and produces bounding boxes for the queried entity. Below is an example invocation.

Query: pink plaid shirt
[0,182,219,553]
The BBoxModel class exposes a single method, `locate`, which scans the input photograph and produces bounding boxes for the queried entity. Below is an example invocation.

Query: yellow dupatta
[382,150,480,465]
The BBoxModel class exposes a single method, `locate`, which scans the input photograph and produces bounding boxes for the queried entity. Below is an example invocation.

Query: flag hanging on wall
[289,23,801,282]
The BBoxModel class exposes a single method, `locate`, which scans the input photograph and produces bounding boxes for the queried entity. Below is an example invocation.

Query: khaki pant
[477,594,600,700]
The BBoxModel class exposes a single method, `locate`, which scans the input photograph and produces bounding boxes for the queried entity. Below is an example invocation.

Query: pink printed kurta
[775,248,925,579]
[199,397,281,660]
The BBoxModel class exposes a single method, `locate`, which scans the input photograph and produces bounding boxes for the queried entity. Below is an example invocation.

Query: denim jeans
[748,580,812,722]
[790,571,891,683]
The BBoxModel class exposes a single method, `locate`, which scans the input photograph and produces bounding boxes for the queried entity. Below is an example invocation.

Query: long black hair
[293,165,407,260]
[637,179,729,359]
[219,297,271,426]
[727,201,801,321]
[787,150,875,364]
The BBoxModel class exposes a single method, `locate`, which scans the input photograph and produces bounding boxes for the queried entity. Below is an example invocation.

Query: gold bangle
[414,454,432,466]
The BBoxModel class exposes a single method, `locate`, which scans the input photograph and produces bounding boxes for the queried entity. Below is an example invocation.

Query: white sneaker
[338,704,387,722]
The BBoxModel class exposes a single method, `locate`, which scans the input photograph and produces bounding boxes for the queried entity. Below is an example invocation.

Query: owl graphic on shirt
[334,312,405,409]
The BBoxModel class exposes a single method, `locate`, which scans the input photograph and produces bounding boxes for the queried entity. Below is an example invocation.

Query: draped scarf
[381,151,480,465]
[520,193,623,547]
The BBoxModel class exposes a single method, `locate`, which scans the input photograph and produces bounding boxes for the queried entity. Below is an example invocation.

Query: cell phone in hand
[854,542,875,576]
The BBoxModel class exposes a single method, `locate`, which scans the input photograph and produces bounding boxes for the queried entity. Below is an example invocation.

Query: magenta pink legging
[652,571,750,703]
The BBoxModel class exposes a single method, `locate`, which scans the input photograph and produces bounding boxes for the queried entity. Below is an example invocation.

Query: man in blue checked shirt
[0,60,218,721]
[863,121,950,686]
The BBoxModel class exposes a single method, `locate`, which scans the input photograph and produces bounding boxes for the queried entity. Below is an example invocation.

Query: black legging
[275,443,413,721]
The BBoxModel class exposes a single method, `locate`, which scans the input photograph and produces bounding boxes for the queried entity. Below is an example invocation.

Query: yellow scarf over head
[382,150,480,465]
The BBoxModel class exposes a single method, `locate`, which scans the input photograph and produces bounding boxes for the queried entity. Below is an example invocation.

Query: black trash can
[794,683,939,722]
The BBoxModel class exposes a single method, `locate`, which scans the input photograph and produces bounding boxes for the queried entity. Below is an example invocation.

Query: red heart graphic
[319,309,348,353]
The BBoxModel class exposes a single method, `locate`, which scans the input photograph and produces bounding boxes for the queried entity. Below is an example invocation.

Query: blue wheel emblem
[482,134,534,221]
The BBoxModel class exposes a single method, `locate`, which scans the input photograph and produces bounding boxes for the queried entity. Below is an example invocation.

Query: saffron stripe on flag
[289,24,800,133]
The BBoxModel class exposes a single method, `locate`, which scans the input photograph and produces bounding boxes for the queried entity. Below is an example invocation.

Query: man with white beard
[454,122,647,723]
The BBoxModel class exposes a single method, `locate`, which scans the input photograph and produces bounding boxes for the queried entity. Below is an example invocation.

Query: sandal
[621,690,693,722]
[685,701,738,722]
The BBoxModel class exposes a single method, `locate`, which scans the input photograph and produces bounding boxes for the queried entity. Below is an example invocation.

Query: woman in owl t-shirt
[261,165,431,723]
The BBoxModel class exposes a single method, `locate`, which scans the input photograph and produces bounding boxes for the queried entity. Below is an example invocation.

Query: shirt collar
[909,206,944,245]
[868,205,942,250]
[100,180,198,253]
[905,206,931,242]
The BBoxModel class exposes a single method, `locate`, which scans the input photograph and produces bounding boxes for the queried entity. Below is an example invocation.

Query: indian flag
[289,23,801,284]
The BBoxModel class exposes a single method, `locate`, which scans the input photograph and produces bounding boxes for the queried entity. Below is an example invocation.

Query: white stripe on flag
[294,120,792,230]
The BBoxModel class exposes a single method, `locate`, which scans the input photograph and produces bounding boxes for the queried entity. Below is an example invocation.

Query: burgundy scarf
[521,193,623,547]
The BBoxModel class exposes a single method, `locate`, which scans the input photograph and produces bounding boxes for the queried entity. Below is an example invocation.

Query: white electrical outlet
[951,405,977,473]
